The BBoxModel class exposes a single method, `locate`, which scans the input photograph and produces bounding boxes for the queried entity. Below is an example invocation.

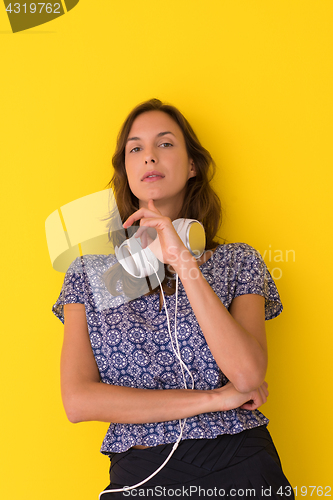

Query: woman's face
[124,110,196,211]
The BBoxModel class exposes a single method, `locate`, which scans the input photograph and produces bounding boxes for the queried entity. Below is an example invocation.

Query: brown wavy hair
[102,98,224,306]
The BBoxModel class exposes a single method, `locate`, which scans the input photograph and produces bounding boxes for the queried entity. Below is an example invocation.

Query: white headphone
[99,219,205,497]
[114,218,206,278]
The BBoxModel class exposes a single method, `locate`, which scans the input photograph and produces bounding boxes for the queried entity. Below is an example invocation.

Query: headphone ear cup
[115,237,159,278]
[172,219,206,258]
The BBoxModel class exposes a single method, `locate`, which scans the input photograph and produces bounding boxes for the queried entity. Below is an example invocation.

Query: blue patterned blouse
[52,242,283,454]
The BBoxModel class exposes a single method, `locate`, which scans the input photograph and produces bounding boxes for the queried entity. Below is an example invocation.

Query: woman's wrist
[211,383,251,413]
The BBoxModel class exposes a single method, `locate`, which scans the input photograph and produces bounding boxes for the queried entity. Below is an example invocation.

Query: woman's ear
[188,159,196,178]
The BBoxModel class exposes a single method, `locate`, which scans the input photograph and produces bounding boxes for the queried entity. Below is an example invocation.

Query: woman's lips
[142,175,164,182]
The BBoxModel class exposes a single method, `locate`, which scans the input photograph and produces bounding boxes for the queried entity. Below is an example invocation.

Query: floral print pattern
[52,243,283,453]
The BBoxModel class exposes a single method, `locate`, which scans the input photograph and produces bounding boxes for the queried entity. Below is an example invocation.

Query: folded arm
[61,304,268,424]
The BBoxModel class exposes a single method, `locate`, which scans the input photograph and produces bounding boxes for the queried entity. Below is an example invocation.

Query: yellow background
[1,1,332,498]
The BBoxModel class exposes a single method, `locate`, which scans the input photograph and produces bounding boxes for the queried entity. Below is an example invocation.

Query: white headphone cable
[157,269,194,389]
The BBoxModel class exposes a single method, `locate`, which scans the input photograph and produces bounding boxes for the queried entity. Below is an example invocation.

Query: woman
[53,99,294,499]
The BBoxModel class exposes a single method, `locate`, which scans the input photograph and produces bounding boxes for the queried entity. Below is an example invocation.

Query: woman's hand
[239,381,269,410]
[214,381,269,412]
[123,199,189,265]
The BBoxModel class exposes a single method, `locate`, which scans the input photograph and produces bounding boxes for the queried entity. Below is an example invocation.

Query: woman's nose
[144,146,157,164]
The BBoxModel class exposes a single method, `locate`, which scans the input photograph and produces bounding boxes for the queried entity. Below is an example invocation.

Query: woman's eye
[129,146,141,153]
[160,142,173,148]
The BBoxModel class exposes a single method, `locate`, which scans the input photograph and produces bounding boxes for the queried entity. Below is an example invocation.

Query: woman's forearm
[63,381,257,424]
[65,382,214,423]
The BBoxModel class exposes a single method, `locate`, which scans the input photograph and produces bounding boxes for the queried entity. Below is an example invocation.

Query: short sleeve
[52,257,86,324]
[233,244,283,320]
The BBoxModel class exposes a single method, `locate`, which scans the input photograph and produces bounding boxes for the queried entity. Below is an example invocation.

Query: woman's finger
[123,199,161,228]
[260,382,269,399]
[134,226,144,238]
[123,208,151,228]
[259,384,268,404]
[258,387,265,405]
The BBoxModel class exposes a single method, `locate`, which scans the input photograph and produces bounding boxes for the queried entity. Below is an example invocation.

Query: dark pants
[101,425,294,499]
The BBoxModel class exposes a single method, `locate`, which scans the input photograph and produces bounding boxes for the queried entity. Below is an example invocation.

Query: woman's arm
[122,200,268,395]
[172,254,268,394]
[61,304,268,424]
